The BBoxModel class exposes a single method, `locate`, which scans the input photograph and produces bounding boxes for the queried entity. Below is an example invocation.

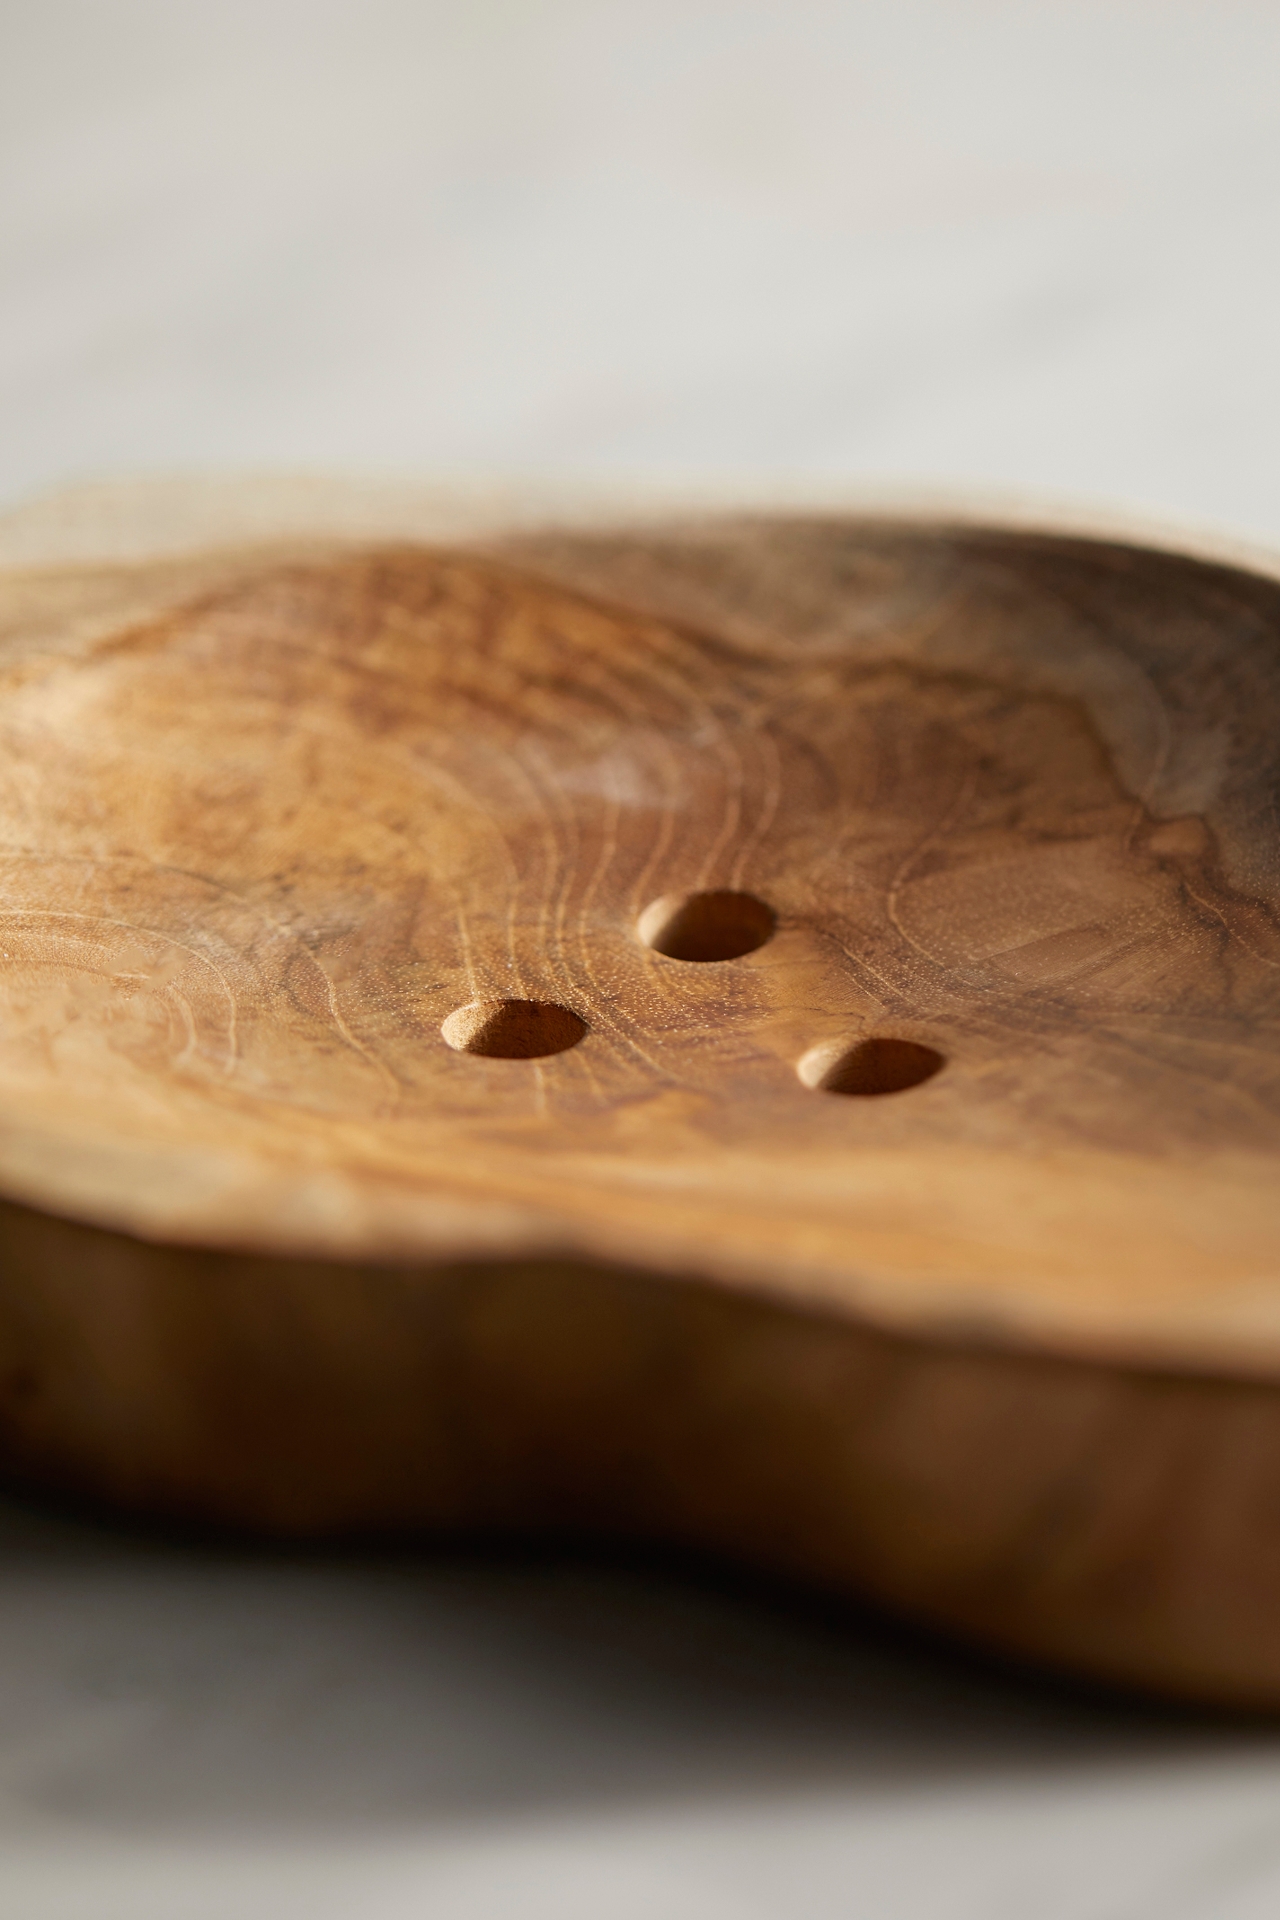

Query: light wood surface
[4,487,1280,1704]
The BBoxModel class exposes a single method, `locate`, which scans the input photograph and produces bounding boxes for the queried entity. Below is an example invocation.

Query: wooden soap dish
[3,482,1280,1707]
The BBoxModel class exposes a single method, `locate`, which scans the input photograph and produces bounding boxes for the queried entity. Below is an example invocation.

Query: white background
[5,3,1280,1914]
[6,0,1280,538]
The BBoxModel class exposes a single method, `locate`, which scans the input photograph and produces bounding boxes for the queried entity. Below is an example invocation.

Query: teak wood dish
[3,479,1280,1707]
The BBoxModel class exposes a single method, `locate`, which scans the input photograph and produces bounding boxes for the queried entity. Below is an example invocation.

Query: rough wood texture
[3,486,1280,1704]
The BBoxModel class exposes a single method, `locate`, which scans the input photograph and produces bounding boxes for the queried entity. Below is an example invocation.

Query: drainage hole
[442,998,587,1059]
[638,890,775,962]
[799,1036,945,1097]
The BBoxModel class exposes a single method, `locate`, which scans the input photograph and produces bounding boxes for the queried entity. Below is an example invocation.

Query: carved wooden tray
[3,481,1280,1706]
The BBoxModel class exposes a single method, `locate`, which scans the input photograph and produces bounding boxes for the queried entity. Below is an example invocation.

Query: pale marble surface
[4,4,1280,1914]
[3,1495,1279,1920]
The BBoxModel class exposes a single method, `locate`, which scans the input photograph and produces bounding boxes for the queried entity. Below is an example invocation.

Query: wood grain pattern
[4,491,1280,1704]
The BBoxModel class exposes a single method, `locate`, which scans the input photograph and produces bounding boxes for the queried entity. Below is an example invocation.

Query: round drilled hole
[441,998,586,1059]
[798,1036,945,1097]
[637,889,776,962]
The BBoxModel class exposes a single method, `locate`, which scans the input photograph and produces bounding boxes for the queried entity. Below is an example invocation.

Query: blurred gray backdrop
[5,0,1280,534]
